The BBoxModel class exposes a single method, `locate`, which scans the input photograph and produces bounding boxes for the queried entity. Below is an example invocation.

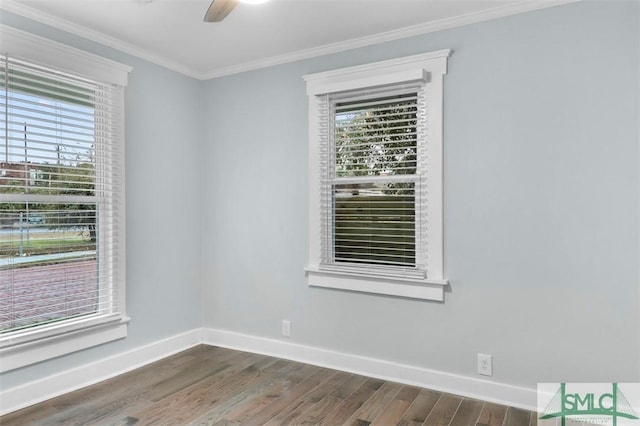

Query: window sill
[0,315,129,373]
[305,267,447,301]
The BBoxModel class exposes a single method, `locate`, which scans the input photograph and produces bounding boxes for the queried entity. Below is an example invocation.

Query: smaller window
[324,86,425,275]
[304,50,450,301]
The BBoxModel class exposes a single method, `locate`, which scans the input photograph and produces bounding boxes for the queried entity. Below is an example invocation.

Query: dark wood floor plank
[0,346,539,426]
[476,402,507,426]
[214,363,319,424]
[449,398,484,426]
[238,366,334,425]
[187,358,309,425]
[293,373,369,424]
[84,346,249,424]
[370,386,420,425]
[397,388,442,426]
[110,415,143,426]
[346,381,403,425]
[215,377,296,424]
[260,370,342,426]
[330,374,369,400]
[370,399,412,426]
[132,354,279,425]
[263,398,316,425]
[319,378,385,425]
[503,406,532,426]
[143,347,254,402]
[371,386,420,426]
[423,393,463,426]
[295,395,344,425]
[270,372,355,426]
[303,370,351,403]
[1,345,235,426]
[395,385,422,402]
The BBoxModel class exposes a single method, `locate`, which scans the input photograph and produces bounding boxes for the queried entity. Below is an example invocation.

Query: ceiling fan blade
[204,0,238,22]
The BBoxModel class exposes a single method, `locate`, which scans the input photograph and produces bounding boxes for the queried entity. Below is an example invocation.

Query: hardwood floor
[1,345,538,425]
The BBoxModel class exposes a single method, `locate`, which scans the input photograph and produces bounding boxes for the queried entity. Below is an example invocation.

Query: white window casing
[304,50,449,301]
[0,25,130,372]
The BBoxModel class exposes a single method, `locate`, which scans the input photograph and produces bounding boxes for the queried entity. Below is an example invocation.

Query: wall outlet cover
[477,353,492,376]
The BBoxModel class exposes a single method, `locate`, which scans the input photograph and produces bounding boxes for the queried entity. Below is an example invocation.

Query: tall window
[0,26,129,372]
[305,51,449,301]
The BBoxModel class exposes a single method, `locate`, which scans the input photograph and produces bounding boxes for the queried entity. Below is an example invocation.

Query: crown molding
[203,0,579,79]
[0,25,131,85]
[1,0,579,81]
[0,0,202,79]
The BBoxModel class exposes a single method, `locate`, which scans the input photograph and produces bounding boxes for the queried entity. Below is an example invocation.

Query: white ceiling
[1,0,573,79]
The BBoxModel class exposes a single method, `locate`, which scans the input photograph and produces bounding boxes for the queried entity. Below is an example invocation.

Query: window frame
[304,50,450,301]
[0,25,130,372]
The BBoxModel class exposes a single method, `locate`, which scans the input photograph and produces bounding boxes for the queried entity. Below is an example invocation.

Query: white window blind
[318,83,428,279]
[0,55,125,345]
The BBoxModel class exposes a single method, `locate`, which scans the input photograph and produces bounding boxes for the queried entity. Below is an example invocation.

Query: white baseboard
[0,328,203,416]
[1,327,537,416]
[202,328,537,411]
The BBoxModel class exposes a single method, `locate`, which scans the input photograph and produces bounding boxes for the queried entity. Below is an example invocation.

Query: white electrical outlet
[477,353,492,376]
[281,320,291,337]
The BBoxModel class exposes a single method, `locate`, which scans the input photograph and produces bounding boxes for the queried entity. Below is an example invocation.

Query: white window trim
[0,25,130,372]
[304,50,450,301]
[0,25,130,86]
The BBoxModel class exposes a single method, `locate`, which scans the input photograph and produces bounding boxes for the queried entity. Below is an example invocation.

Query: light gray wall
[0,13,203,388]
[201,0,639,388]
